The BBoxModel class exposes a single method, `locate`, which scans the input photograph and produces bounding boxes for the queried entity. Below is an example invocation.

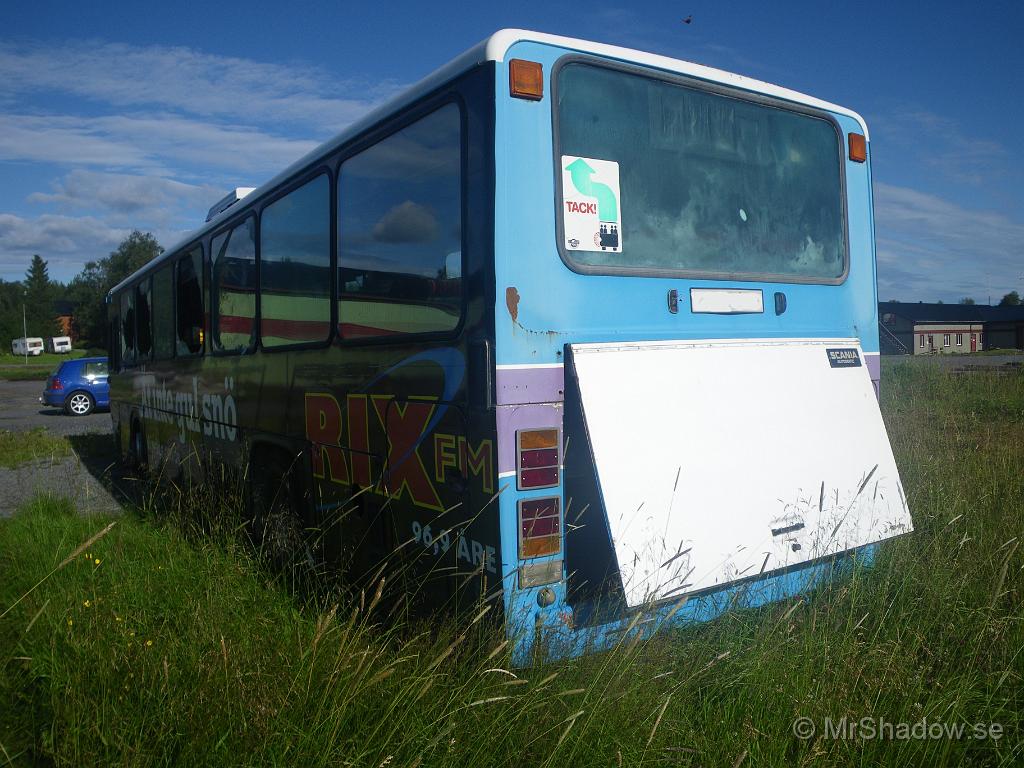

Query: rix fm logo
[303,348,493,511]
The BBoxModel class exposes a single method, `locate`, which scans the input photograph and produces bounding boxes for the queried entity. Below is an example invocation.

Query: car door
[85,360,111,407]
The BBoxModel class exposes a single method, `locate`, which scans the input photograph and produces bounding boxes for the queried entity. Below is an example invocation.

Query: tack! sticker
[561,156,621,252]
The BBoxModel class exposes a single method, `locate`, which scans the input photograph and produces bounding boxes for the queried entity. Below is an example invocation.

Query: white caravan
[11,337,45,356]
[46,336,73,353]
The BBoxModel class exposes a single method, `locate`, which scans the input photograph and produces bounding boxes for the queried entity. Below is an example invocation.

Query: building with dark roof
[879,302,1024,355]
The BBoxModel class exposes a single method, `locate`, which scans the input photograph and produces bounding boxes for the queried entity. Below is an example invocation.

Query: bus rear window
[555,62,846,282]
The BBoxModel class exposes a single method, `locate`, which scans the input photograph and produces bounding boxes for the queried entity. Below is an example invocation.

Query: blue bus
[107,30,912,664]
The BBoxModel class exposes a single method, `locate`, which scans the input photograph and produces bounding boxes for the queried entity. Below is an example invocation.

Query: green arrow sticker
[565,158,618,222]
[561,156,621,252]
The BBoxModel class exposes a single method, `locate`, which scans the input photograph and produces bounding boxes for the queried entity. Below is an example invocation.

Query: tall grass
[0,361,1021,766]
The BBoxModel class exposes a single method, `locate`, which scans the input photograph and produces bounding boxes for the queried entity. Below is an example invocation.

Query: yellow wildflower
[83,600,91,607]
[67,618,73,626]
[146,640,153,647]
[94,558,101,565]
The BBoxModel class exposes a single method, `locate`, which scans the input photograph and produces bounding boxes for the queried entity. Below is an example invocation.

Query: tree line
[0,231,162,353]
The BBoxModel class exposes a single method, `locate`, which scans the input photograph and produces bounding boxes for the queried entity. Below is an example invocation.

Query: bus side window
[260,175,331,348]
[120,290,136,367]
[152,264,175,360]
[337,102,463,340]
[212,216,257,353]
[176,248,205,356]
[108,313,120,370]
[135,278,153,361]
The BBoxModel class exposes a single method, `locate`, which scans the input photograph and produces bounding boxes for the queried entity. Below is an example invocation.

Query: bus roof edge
[107,29,869,299]
[482,29,869,139]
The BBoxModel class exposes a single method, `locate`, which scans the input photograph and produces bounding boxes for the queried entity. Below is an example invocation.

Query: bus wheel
[127,419,148,474]
[249,453,316,572]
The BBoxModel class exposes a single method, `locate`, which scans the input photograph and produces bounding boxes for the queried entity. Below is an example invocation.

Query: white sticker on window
[561,156,621,252]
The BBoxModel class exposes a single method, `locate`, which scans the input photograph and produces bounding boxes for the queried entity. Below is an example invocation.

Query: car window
[84,361,108,378]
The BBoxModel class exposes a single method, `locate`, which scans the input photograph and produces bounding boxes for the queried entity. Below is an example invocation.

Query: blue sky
[2,0,1021,303]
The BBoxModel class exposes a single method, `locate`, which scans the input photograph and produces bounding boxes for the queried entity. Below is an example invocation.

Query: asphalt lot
[0,379,114,436]
[0,380,120,517]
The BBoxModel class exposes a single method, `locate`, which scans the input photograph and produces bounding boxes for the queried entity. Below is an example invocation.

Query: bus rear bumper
[508,544,878,666]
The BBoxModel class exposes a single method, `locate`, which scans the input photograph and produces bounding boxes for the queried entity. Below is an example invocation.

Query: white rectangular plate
[569,338,912,607]
[689,288,764,314]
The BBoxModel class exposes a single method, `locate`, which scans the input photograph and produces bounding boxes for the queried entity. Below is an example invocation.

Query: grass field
[0,362,1021,766]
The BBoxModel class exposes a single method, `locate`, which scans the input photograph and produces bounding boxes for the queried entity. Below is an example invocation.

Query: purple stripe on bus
[496,366,565,405]
[865,353,880,381]
[497,403,562,475]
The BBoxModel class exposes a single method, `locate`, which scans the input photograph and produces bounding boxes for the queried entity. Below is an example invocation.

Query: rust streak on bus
[505,286,520,323]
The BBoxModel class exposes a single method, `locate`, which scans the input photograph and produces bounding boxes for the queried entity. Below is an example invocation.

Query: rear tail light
[51,377,63,391]
[519,496,561,558]
[517,428,559,489]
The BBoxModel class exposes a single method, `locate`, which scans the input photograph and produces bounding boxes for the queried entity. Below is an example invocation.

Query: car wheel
[65,391,94,416]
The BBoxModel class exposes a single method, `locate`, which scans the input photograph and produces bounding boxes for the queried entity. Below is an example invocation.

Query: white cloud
[874,182,1024,301]
[0,40,399,129]
[0,114,154,168]
[0,213,128,279]
[29,170,218,215]
[872,108,1009,187]
[0,39,407,281]
[0,113,319,176]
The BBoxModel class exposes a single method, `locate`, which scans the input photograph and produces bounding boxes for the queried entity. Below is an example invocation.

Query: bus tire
[127,418,148,474]
[249,451,316,572]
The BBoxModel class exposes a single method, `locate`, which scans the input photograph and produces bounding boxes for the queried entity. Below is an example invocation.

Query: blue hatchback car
[40,356,110,416]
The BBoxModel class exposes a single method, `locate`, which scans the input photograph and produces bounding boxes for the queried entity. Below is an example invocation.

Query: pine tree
[23,255,59,337]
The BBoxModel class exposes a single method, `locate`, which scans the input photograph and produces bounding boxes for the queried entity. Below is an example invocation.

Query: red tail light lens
[519,496,561,558]
[517,429,559,489]
[51,377,63,391]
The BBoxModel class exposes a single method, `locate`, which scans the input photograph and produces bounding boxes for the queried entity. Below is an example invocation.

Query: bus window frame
[549,55,851,286]
[151,262,176,362]
[332,93,469,349]
[119,288,137,369]
[134,275,154,364]
[256,167,336,354]
[209,212,259,357]
[175,242,207,358]
[108,304,120,371]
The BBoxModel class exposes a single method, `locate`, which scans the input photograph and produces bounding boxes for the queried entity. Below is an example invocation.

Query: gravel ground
[0,380,122,518]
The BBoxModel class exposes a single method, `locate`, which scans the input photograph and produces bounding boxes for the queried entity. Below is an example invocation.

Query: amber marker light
[849,132,867,163]
[509,59,544,100]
